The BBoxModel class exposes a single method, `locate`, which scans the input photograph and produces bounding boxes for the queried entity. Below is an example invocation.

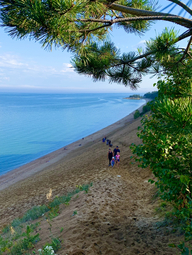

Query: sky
[0,0,190,94]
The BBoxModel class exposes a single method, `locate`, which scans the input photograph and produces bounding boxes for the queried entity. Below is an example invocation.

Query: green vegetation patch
[0,183,92,254]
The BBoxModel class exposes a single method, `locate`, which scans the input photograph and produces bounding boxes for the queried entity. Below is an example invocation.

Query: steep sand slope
[0,117,182,254]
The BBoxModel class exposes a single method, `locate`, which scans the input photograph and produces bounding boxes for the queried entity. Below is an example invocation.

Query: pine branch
[122,51,154,64]
[113,16,192,28]
[78,23,111,33]
[109,3,192,28]
[58,4,75,16]
[76,18,112,24]
[78,16,192,29]
[188,52,192,58]
[167,0,192,16]
[127,63,141,72]
[108,51,154,67]
[179,35,192,62]
[176,28,192,42]
[122,63,125,74]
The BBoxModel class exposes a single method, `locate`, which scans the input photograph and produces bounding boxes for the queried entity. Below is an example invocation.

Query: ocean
[0,93,145,175]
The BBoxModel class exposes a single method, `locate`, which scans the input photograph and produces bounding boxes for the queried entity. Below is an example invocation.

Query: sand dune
[0,105,182,254]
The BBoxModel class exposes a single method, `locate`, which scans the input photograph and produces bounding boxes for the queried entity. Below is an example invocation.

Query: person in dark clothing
[108,140,113,147]
[113,146,120,160]
[108,148,113,166]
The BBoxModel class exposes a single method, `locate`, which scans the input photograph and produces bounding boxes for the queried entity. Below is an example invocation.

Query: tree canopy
[0,0,192,88]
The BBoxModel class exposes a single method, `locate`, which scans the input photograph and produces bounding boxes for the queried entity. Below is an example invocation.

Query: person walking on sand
[108,148,113,166]
[113,146,120,160]
[111,157,115,167]
[116,151,120,167]
[102,137,106,143]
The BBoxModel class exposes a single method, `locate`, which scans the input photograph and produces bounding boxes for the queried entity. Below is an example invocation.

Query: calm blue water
[0,93,145,175]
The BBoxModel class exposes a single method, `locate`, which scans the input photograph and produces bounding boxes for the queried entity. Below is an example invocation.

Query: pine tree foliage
[0,0,154,51]
[1,0,192,87]
[73,27,188,87]
[72,41,148,88]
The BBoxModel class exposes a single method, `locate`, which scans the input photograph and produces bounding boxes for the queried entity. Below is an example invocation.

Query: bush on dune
[131,50,192,253]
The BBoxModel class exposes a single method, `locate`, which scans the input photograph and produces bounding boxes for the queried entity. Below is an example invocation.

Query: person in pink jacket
[116,152,120,167]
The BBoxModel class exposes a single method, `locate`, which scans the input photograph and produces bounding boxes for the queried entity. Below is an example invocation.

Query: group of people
[107,146,120,167]
[102,137,121,167]
[102,137,112,147]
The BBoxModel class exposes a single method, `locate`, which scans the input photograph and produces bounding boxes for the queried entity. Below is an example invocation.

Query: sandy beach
[0,101,181,255]
[0,101,147,191]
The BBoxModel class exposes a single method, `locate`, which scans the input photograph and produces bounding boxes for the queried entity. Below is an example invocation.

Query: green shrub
[134,110,140,119]
[142,104,151,114]
[9,226,40,255]
[131,60,192,253]
[2,183,92,240]
[38,238,61,255]
[144,91,158,99]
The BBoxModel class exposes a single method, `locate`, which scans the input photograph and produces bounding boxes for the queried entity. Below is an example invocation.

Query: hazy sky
[0,0,190,94]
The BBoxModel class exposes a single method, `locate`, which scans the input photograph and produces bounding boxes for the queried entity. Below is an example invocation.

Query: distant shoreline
[0,100,147,191]
[124,97,143,100]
